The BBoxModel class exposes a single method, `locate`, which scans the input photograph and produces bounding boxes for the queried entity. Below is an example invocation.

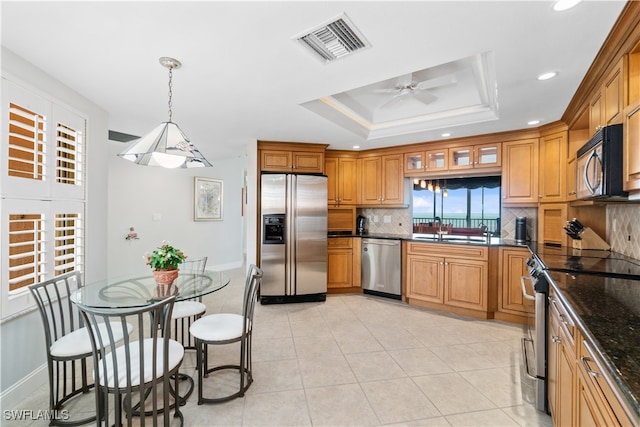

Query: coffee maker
[356,215,367,235]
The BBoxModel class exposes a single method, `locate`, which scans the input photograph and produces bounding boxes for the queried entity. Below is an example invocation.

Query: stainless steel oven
[521,257,549,413]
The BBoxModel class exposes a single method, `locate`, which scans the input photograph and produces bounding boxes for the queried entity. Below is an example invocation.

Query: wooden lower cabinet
[548,292,576,427]
[404,242,491,318]
[327,237,361,293]
[547,287,636,427]
[495,247,532,324]
[444,258,488,311]
[576,333,634,426]
[406,254,444,304]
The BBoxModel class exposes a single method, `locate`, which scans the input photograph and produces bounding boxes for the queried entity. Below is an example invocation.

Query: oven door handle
[520,276,536,301]
[521,338,544,380]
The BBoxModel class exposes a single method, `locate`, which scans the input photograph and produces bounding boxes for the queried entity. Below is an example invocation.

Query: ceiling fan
[375,73,457,109]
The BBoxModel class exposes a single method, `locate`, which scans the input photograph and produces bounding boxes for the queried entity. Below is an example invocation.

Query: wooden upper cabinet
[359,156,382,205]
[381,154,404,204]
[502,138,539,206]
[449,143,501,170]
[292,151,324,173]
[359,154,405,206]
[448,146,473,170]
[589,58,625,133]
[623,102,640,192]
[539,131,568,203]
[261,150,292,172]
[474,143,502,168]
[261,149,324,172]
[325,154,357,206]
[258,141,327,173]
[404,149,448,174]
[624,44,640,193]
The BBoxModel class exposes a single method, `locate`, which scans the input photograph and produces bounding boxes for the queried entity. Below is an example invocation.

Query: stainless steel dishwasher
[361,238,401,299]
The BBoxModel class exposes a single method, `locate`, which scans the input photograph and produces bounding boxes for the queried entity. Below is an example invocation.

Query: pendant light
[118,57,212,168]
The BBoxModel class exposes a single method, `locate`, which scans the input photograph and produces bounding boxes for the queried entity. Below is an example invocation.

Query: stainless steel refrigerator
[260,173,327,304]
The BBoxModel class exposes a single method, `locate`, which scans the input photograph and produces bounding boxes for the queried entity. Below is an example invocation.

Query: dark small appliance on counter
[356,215,367,235]
[515,217,528,243]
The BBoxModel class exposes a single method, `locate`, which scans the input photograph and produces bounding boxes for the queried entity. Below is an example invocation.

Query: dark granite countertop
[545,271,640,422]
[532,245,640,423]
[328,232,529,248]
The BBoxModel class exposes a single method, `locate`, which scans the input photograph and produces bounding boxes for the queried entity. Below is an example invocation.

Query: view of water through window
[412,176,501,235]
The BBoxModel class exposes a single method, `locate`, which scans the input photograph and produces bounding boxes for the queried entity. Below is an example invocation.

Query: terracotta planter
[153,269,179,287]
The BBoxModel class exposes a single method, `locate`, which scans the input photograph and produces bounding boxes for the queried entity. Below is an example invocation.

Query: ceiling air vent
[295,14,370,63]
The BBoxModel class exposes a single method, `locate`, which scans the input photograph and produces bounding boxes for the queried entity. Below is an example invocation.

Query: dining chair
[172,257,208,349]
[189,264,263,404]
[76,295,185,426]
[29,271,131,427]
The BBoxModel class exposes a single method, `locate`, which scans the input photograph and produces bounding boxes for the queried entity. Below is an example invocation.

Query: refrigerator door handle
[286,174,295,296]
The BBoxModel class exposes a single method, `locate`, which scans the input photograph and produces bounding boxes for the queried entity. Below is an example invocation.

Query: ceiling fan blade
[373,88,400,94]
[413,90,438,105]
[379,93,406,109]
[415,75,457,91]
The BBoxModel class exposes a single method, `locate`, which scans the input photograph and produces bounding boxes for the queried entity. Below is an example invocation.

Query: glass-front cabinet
[404,149,448,174]
[475,144,501,167]
[405,143,501,175]
[449,144,501,170]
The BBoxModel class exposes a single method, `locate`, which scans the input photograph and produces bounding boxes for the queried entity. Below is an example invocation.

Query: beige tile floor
[13,267,553,426]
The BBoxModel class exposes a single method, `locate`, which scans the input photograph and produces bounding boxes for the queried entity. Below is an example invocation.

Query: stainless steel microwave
[576,124,627,200]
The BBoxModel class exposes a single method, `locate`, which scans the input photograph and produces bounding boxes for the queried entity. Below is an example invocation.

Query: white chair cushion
[189,313,244,342]
[50,322,133,358]
[97,338,184,388]
[171,301,206,320]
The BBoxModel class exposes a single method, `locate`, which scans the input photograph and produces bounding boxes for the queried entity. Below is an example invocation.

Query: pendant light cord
[167,66,173,123]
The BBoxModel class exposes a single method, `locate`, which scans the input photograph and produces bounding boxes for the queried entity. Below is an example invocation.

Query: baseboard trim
[0,363,47,411]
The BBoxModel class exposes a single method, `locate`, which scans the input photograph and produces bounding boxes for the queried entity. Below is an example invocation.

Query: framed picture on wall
[194,177,223,221]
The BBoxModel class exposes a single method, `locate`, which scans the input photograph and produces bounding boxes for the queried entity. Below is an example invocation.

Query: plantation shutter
[1,80,87,320]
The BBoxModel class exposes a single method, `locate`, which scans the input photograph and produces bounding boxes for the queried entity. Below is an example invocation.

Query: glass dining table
[69,270,230,413]
[70,270,230,308]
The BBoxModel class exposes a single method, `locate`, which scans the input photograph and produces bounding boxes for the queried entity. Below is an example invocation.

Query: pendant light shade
[118,57,212,169]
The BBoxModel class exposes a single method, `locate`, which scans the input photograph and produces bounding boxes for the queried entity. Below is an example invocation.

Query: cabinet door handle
[552,335,561,344]
[581,356,600,378]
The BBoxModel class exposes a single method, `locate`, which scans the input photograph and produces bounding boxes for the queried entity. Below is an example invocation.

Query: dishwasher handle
[362,239,400,246]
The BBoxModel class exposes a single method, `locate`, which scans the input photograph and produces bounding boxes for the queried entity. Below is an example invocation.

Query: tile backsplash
[607,204,640,259]
[359,206,539,239]
[358,202,640,261]
[359,208,412,235]
[501,207,538,241]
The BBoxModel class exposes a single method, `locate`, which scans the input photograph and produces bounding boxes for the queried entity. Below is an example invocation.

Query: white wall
[107,142,246,275]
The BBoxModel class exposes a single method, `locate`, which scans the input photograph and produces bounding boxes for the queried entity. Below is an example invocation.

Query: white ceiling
[0,1,627,163]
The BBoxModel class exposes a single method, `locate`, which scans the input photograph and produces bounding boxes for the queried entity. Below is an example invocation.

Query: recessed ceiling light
[353,145,360,149]
[537,72,558,81]
[528,120,540,126]
[553,0,582,11]
[441,133,451,137]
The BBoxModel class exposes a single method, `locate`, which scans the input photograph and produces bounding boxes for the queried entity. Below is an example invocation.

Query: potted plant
[146,241,186,286]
